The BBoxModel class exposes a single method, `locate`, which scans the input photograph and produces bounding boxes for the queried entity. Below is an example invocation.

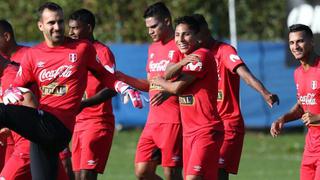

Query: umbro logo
[37,61,45,68]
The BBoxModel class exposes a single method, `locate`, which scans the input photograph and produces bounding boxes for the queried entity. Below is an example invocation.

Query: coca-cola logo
[149,60,170,72]
[39,65,73,82]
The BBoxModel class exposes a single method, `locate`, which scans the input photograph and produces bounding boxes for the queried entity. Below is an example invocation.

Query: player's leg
[135,124,162,180]
[72,131,82,180]
[185,131,223,180]
[77,128,114,180]
[300,155,316,180]
[156,123,183,180]
[315,157,320,180]
[60,147,75,180]
[218,130,244,180]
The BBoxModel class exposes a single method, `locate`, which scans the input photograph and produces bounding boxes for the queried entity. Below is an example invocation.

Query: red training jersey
[294,57,320,157]
[75,41,116,131]
[146,39,181,124]
[13,38,118,132]
[209,41,245,132]
[173,48,223,136]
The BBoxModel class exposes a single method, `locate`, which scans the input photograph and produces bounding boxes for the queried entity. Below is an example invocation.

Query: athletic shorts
[0,154,31,180]
[183,130,223,180]
[135,123,182,167]
[300,155,320,180]
[72,128,114,173]
[218,130,245,174]
[5,134,14,162]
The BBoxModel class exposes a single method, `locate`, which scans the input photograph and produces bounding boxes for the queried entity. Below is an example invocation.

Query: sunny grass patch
[99,130,304,180]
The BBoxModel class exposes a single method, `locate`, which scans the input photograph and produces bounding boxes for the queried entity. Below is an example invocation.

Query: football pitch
[99,129,304,180]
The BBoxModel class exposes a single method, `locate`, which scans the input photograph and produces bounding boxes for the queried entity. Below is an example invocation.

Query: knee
[163,167,182,180]
[135,165,152,180]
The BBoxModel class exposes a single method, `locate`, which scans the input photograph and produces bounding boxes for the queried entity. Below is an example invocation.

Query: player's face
[68,19,90,40]
[289,31,313,61]
[38,8,65,46]
[175,23,198,54]
[145,16,168,42]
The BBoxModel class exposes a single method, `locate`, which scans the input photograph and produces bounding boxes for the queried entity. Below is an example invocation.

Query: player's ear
[38,21,43,31]
[164,17,171,26]
[88,24,93,34]
[2,32,11,42]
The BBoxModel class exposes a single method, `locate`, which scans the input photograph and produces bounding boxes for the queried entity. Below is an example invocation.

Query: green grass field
[99,129,305,180]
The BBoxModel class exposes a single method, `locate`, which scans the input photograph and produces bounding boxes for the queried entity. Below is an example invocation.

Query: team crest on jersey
[150,53,155,59]
[311,80,317,90]
[179,95,194,105]
[217,90,223,101]
[69,53,77,63]
[229,54,240,62]
[37,61,45,68]
[168,50,175,60]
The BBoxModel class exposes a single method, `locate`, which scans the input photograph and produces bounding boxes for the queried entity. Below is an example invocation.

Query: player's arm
[79,88,117,111]
[151,73,196,95]
[115,71,149,92]
[301,111,320,126]
[236,65,279,107]
[164,54,199,80]
[270,101,304,137]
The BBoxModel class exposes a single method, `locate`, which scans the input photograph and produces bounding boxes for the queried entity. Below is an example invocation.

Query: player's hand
[0,128,10,146]
[270,119,284,137]
[150,91,171,106]
[115,81,143,109]
[179,54,200,66]
[3,87,30,105]
[264,93,280,108]
[301,112,320,126]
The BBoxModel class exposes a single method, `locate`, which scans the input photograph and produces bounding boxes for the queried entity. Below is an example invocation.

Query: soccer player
[68,9,117,180]
[0,2,142,180]
[270,24,320,180]
[151,16,224,180]
[187,14,279,180]
[115,2,183,180]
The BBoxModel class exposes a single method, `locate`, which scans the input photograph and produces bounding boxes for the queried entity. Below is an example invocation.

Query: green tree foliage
[1,0,285,43]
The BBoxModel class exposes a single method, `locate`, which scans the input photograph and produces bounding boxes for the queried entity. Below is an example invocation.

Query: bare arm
[151,73,196,95]
[164,55,199,80]
[270,102,304,137]
[79,88,117,112]
[115,71,149,92]
[236,65,279,107]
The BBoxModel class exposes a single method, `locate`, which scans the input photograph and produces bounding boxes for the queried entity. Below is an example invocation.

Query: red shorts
[135,123,182,167]
[72,128,114,173]
[218,130,244,174]
[5,134,14,162]
[183,130,223,180]
[301,155,320,180]
[0,154,31,180]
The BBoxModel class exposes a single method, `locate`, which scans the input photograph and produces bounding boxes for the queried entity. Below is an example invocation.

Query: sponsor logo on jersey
[149,60,170,72]
[193,165,201,172]
[229,54,240,62]
[69,53,77,63]
[150,83,164,90]
[312,80,317,90]
[185,61,202,71]
[37,61,45,68]
[41,82,68,96]
[168,50,175,60]
[299,93,316,105]
[39,65,73,82]
[179,95,194,105]
[217,90,223,101]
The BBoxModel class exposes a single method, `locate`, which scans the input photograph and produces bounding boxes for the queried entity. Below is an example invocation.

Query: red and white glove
[115,81,143,109]
[2,87,30,105]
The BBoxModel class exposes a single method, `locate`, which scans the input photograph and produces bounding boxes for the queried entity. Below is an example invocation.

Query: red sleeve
[13,49,36,87]
[220,44,244,73]
[182,49,210,79]
[98,46,116,74]
[1,64,18,92]
[86,43,118,90]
